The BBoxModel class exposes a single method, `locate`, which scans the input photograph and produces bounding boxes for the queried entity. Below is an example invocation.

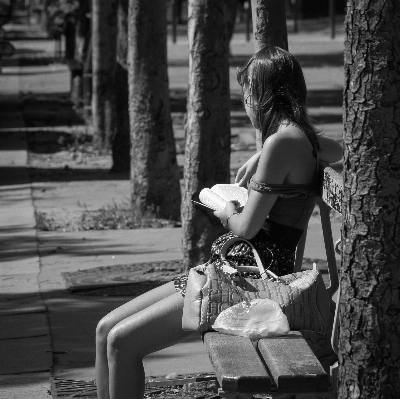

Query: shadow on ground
[0,287,202,376]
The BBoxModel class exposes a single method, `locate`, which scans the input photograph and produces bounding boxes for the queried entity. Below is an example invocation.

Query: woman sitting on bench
[95,45,343,399]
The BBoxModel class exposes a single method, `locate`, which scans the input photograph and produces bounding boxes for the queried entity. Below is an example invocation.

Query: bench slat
[258,331,329,393]
[203,332,271,393]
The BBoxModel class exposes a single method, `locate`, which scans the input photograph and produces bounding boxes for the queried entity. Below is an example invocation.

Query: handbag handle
[220,236,281,281]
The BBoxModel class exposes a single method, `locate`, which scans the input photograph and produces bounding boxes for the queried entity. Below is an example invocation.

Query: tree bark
[128,0,181,221]
[181,0,231,270]
[339,1,400,397]
[250,0,288,150]
[250,0,288,52]
[91,0,117,150]
[111,0,130,173]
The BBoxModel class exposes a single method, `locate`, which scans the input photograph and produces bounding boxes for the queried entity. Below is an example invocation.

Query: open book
[197,184,248,211]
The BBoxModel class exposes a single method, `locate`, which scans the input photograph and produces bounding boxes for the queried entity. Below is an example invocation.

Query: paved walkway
[0,21,343,399]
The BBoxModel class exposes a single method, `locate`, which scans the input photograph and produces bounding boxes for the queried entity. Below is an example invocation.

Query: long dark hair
[237,46,320,151]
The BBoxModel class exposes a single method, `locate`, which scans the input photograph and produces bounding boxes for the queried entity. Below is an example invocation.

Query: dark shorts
[173,230,295,297]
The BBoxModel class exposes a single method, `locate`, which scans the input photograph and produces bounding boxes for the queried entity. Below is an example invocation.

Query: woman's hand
[235,151,262,187]
[214,201,240,229]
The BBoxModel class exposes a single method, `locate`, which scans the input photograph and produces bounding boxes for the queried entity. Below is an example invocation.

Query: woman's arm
[318,135,343,164]
[215,134,291,239]
[235,151,262,187]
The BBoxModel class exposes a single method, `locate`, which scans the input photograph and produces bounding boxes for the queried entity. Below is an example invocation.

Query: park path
[0,21,343,399]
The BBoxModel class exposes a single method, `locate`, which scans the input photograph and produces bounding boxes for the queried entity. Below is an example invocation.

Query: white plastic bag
[212,298,290,340]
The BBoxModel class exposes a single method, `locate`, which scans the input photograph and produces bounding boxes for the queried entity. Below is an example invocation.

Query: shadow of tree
[0,285,204,379]
[22,94,84,127]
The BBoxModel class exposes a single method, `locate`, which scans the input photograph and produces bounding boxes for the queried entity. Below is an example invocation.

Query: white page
[211,184,248,207]
[199,188,227,211]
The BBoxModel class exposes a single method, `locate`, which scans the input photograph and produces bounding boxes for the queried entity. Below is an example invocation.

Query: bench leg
[330,361,338,394]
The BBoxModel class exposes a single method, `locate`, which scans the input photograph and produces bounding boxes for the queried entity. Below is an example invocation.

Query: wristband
[226,211,239,229]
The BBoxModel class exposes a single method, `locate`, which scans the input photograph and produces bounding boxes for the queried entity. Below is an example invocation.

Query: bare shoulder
[318,134,343,164]
[263,124,312,159]
[273,124,343,164]
[256,124,317,184]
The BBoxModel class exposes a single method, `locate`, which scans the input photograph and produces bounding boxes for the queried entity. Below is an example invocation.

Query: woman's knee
[96,315,116,346]
[106,323,138,360]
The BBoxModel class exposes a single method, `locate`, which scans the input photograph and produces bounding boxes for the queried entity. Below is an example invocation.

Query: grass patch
[35,211,58,231]
[35,211,78,231]
[35,202,179,231]
[80,202,178,230]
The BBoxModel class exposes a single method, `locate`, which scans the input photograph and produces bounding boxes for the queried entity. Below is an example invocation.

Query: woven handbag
[182,236,333,358]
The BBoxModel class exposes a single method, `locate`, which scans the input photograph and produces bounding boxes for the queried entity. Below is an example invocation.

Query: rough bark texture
[340,1,400,397]
[250,0,288,150]
[111,0,130,173]
[128,0,181,221]
[181,0,231,270]
[91,0,117,150]
[250,0,288,53]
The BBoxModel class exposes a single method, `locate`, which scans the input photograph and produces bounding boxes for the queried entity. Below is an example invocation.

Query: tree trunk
[70,0,90,112]
[250,0,288,52]
[91,0,117,151]
[250,0,288,151]
[181,0,231,270]
[111,0,130,173]
[64,14,76,60]
[41,0,50,31]
[226,0,238,45]
[75,0,91,67]
[128,0,181,221]
[339,1,400,397]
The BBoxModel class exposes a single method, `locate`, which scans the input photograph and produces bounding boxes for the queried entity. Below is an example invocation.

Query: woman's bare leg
[106,290,195,399]
[95,281,182,399]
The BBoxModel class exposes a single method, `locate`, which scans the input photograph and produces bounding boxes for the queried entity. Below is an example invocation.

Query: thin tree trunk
[128,0,181,221]
[91,0,117,151]
[339,1,400,397]
[41,0,50,31]
[250,0,288,151]
[111,0,130,173]
[64,15,75,60]
[226,0,238,45]
[70,0,90,112]
[75,0,91,66]
[181,0,231,270]
[250,0,288,52]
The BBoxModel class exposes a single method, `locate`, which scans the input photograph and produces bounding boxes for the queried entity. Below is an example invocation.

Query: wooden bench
[203,165,342,398]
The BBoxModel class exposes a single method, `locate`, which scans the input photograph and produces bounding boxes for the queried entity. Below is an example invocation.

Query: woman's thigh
[107,291,195,358]
[98,281,178,333]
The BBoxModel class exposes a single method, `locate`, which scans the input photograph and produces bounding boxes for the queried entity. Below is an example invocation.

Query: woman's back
[248,123,321,247]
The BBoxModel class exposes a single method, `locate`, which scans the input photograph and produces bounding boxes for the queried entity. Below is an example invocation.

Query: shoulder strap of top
[248,178,321,197]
